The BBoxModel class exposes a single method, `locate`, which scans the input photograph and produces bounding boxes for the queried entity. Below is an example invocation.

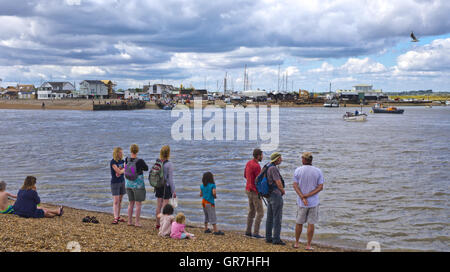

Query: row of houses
[0,80,186,100]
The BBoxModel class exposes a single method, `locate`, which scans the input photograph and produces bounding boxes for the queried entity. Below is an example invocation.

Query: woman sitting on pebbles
[13,176,63,218]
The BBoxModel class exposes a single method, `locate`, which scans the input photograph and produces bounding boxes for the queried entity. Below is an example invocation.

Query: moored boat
[372,103,404,114]
[324,100,339,107]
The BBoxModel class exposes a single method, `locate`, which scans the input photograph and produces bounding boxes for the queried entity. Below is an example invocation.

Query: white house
[145,84,175,99]
[124,90,141,100]
[37,82,75,100]
[79,80,108,98]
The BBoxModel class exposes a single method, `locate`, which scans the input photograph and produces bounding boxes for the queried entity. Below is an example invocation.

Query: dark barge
[93,100,146,111]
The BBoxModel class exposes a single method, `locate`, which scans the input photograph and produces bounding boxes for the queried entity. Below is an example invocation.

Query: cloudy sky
[1,0,449,92]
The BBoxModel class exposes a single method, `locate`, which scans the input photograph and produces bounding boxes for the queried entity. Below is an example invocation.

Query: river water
[0,106,448,251]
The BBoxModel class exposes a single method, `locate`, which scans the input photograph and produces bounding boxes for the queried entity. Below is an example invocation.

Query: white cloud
[341,58,387,74]
[309,62,335,73]
[309,58,386,74]
[65,0,81,6]
[396,38,450,72]
[70,66,106,76]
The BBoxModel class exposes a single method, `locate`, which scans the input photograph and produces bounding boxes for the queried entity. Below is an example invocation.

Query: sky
[0,0,449,92]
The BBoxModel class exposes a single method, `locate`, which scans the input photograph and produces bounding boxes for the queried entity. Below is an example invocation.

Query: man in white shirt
[292,152,324,250]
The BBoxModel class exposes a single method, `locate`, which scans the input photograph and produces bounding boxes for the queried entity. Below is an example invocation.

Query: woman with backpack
[124,144,148,227]
[154,145,176,229]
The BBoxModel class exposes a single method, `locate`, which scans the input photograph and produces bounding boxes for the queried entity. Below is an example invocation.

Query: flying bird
[410,32,419,42]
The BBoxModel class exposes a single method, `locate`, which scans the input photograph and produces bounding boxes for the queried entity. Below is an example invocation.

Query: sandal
[58,206,64,216]
[117,217,126,223]
[112,218,119,224]
[90,216,99,224]
[82,216,91,223]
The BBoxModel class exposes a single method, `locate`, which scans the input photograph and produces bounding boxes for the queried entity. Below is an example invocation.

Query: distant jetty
[93,100,146,111]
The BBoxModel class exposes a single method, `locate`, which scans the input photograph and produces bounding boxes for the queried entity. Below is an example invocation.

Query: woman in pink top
[157,204,175,237]
[170,213,195,239]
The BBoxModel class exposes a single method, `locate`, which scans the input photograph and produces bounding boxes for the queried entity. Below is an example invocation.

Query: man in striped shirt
[292,152,324,250]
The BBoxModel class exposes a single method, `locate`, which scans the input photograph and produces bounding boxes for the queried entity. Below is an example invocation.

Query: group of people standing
[110,144,175,228]
[110,144,324,248]
[244,149,324,250]
[110,144,224,238]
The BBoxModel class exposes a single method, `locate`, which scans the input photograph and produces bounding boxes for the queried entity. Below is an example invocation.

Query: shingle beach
[0,201,348,252]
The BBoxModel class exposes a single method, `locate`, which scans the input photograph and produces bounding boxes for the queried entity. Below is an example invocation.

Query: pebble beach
[0,201,347,252]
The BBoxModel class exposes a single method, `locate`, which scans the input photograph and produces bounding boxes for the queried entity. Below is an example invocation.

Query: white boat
[324,100,339,107]
[446,101,450,106]
[425,105,432,108]
[343,112,367,122]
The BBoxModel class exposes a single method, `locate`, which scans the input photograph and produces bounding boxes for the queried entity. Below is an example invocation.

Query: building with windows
[79,80,108,98]
[37,82,75,100]
[336,84,388,102]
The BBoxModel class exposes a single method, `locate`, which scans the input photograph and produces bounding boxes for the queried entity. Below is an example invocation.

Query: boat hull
[343,115,367,122]
[372,107,404,114]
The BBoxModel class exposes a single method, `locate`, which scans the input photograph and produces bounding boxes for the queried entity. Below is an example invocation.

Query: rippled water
[1,106,449,251]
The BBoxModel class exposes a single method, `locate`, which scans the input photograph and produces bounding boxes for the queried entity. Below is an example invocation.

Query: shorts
[126,187,146,202]
[0,205,14,214]
[180,233,187,239]
[155,185,172,199]
[202,202,217,225]
[111,182,126,196]
[296,205,319,225]
[33,208,45,218]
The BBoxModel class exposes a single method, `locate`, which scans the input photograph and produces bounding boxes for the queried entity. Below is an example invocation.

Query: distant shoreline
[0,99,437,111]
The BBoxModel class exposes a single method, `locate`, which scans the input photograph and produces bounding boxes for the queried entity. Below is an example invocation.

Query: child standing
[0,181,16,214]
[170,212,195,239]
[157,204,175,237]
[200,172,224,235]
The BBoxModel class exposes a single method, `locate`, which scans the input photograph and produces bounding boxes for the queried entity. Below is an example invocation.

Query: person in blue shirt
[13,176,63,218]
[110,147,125,224]
[200,172,224,235]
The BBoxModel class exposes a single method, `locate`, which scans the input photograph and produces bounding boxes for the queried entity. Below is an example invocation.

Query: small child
[170,212,195,240]
[200,172,224,235]
[157,204,175,237]
[0,181,16,214]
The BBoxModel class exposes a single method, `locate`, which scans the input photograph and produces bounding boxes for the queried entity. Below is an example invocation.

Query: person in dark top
[124,144,148,227]
[265,152,286,245]
[110,147,125,224]
[13,176,63,218]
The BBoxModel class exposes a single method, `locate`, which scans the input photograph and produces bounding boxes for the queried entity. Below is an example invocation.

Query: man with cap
[265,152,286,245]
[292,152,324,250]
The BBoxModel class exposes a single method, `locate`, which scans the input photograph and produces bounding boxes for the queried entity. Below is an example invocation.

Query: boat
[372,103,404,114]
[156,100,174,110]
[425,105,432,108]
[343,111,367,122]
[323,100,339,107]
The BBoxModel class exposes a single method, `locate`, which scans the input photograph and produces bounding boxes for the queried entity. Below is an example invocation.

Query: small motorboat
[372,103,404,114]
[343,111,367,122]
[425,105,432,108]
[324,99,339,107]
